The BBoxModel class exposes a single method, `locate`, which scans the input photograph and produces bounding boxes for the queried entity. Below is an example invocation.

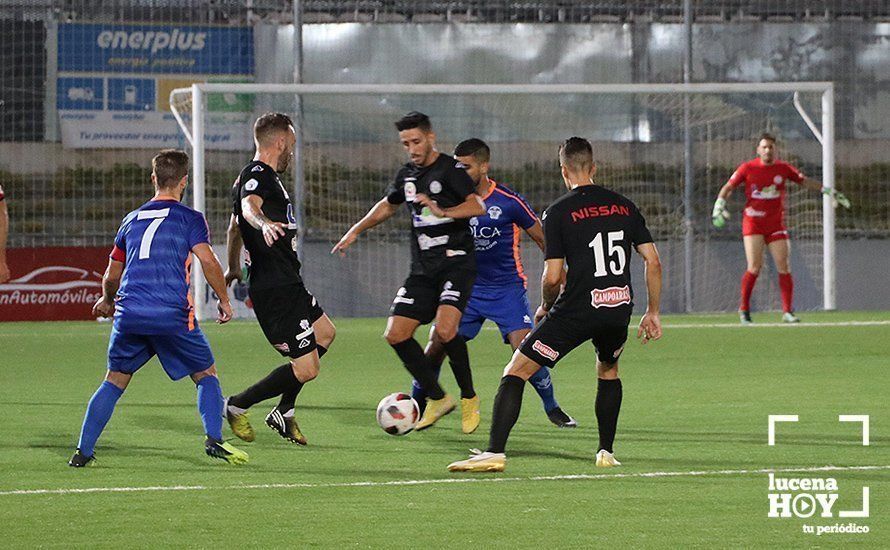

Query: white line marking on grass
[664,320,890,329]
[2,464,888,497]
[479,320,890,332]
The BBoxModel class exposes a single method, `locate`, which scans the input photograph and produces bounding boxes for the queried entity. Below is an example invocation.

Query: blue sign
[57,77,105,110]
[58,23,253,75]
[107,78,155,111]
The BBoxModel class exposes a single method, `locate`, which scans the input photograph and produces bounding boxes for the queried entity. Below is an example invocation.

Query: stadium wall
[207,239,890,319]
[2,14,888,316]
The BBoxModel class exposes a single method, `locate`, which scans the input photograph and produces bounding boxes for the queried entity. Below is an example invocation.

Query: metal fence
[0,1,887,312]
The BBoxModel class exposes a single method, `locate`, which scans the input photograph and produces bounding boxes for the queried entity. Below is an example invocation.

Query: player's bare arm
[241,195,286,247]
[92,258,124,318]
[415,193,485,219]
[224,214,244,286]
[192,242,233,324]
[798,176,851,208]
[524,221,546,252]
[536,258,565,324]
[635,242,662,344]
[331,197,399,255]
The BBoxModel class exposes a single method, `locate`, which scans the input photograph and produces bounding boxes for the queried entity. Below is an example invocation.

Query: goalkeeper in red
[711,133,849,323]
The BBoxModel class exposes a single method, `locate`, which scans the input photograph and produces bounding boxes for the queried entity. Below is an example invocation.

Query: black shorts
[519,313,629,367]
[390,266,475,325]
[249,284,325,359]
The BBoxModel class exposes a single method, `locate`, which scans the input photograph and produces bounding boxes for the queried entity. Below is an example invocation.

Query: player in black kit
[332,112,486,432]
[448,137,663,472]
[223,113,336,446]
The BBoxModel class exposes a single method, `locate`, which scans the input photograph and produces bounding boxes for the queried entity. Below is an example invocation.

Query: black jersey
[542,184,653,323]
[231,160,302,290]
[385,153,477,275]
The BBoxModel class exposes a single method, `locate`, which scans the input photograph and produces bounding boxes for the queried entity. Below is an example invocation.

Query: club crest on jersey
[429,181,442,194]
[532,340,559,361]
[244,178,259,191]
[774,175,784,184]
[591,285,632,308]
[404,181,417,202]
[487,206,502,220]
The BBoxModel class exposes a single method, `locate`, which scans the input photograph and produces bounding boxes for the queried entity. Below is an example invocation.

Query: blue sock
[196,376,224,441]
[77,380,124,457]
[529,367,559,413]
[410,363,442,416]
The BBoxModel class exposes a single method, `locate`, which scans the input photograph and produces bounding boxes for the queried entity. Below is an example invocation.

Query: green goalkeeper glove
[712,197,729,228]
[822,187,851,209]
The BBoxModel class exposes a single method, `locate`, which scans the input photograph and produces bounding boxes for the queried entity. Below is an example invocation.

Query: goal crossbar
[170,81,836,318]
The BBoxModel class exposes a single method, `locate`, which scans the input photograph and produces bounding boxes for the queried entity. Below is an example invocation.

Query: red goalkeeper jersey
[727,158,804,225]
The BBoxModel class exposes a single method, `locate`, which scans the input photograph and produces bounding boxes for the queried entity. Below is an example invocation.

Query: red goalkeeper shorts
[742,215,788,243]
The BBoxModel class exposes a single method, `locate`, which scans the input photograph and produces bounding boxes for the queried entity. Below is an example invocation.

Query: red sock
[740,270,758,312]
[779,273,794,313]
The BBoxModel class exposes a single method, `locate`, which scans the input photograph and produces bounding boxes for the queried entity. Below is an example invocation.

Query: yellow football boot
[415,394,456,431]
[460,395,481,434]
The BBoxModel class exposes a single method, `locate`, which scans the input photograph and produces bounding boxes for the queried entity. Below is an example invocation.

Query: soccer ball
[376,392,420,436]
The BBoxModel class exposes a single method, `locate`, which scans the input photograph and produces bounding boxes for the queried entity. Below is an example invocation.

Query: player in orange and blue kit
[69,150,248,467]
[414,139,576,428]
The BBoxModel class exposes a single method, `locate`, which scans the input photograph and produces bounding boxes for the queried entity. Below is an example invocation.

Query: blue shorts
[107,327,215,381]
[459,285,533,343]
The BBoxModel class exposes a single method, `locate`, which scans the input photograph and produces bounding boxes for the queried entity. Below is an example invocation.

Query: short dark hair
[395,111,432,132]
[558,137,593,172]
[152,149,189,189]
[254,112,294,145]
[759,132,777,144]
[453,138,490,163]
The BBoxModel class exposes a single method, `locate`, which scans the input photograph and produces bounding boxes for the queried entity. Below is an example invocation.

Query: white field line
[660,320,890,329]
[2,464,888,497]
[478,320,890,331]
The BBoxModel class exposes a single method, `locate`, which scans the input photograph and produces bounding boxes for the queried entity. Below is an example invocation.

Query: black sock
[391,338,445,400]
[595,378,623,453]
[442,336,475,399]
[275,346,326,413]
[229,364,302,410]
[487,375,525,454]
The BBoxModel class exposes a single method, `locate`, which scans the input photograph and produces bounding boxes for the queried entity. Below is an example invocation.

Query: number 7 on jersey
[137,208,170,259]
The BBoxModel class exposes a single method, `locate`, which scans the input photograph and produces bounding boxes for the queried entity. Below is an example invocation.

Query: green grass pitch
[0,312,888,548]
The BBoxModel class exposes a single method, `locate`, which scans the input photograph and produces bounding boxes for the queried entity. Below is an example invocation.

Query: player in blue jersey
[69,150,248,467]
[412,139,577,428]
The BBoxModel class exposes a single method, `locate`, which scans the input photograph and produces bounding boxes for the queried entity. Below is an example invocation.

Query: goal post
[170,82,836,320]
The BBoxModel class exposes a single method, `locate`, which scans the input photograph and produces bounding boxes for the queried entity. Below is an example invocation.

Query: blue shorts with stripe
[459,284,533,343]
[107,327,215,381]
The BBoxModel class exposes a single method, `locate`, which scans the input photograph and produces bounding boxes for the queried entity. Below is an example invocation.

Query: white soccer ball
[376,392,420,436]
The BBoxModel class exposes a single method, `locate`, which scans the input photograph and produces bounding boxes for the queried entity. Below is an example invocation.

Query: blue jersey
[470,179,539,288]
[110,199,210,335]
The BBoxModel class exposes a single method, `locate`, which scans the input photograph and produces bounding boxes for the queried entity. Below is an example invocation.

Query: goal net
[170,83,835,320]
